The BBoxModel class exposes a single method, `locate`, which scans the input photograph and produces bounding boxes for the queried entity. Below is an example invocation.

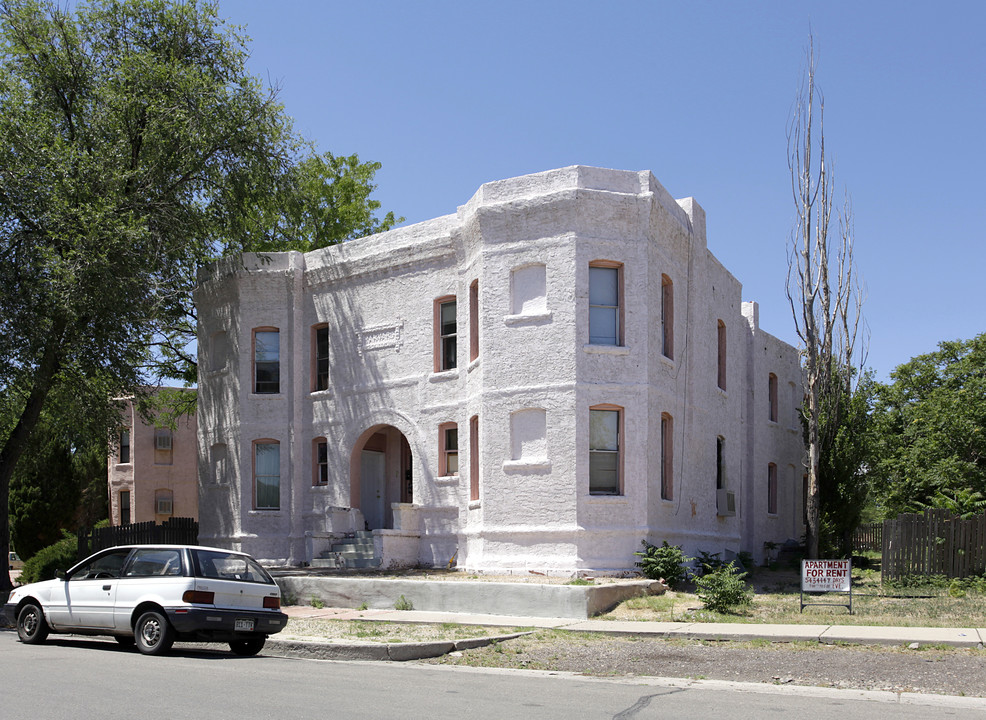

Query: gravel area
[423,633,986,698]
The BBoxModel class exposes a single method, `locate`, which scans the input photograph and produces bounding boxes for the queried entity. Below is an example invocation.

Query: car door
[114,547,187,630]
[57,548,133,629]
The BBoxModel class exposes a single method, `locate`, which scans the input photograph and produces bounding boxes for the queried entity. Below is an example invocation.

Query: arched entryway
[349,425,412,531]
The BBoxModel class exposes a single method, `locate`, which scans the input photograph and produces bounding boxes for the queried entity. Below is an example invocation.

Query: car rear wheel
[134,611,175,656]
[17,603,49,645]
[229,638,266,656]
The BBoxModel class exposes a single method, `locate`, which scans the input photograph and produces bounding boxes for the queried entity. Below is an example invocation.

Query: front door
[360,450,386,530]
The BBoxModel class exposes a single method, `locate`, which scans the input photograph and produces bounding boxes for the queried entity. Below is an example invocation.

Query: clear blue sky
[217,0,985,382]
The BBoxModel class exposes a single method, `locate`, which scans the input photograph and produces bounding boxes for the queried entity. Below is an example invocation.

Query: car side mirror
[55,569,66,580]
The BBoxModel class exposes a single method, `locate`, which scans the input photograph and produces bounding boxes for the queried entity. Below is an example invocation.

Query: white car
[2,545,288,656]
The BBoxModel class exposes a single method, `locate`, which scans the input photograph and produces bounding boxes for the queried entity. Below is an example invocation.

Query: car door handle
[102,585,112,591]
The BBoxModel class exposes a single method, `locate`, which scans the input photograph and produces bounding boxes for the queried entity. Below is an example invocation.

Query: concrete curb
[265,631,534,662]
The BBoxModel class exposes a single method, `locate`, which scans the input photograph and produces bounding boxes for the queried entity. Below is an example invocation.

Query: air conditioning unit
[155,432,172,450]
[717,488,736,516]
[156,498,173,515]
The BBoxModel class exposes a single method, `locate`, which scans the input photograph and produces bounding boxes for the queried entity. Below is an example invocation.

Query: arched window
[661,275,674,359]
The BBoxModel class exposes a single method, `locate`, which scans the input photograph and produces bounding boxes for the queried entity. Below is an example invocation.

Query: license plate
[234,618,255,632]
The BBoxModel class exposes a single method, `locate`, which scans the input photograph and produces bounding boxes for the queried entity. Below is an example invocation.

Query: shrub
[694,563,753,613]
[695,550,728,576]
[394,594,413,611]
[18,532,78,585]
[635,540,691,588]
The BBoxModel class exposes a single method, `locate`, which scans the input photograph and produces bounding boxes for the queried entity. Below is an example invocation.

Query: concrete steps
[312,531,381,569]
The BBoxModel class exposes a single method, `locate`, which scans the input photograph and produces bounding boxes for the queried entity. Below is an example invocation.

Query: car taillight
[182,590,215,604]
[263,596,281,610]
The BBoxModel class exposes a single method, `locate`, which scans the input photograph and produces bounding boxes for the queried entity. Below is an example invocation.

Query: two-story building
[194,166,804,573]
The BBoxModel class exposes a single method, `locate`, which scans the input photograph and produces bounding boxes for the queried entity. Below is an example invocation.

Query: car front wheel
[17,603,49,645]
[229,638,266,656]
[134,611,175,656]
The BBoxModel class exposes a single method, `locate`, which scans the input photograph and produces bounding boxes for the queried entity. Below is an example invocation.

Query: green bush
[18,532,78,584]
[694,563,753,613]
[635,540,691,589]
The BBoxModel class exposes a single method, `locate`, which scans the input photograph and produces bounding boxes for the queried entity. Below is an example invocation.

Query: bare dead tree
[787,35,866,559]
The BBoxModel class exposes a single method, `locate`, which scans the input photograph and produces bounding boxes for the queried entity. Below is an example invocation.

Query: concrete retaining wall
[277,576,663,619]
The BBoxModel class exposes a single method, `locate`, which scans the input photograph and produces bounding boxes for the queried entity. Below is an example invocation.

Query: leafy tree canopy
[869,334,986,518]
[0,0,400,590]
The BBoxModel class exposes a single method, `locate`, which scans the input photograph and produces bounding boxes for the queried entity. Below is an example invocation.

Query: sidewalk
[269,604,986,662]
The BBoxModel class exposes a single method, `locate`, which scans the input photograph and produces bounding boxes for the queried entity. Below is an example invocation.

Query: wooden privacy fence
[852,522,882,552]
[882,509,986,582]
[77,517,199,560]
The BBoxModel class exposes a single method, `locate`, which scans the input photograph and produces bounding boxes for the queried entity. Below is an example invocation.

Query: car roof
[94,545,255,557]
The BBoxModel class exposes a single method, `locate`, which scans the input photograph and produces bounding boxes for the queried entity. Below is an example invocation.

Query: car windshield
[190,549,274,584]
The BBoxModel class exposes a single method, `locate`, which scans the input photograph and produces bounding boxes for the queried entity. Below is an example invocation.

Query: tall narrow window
[255,441,280,510]
[716,320,727,390]
[768,463,778,515]
[313,438,328,486]
[469,280,479,362]
[768,373,778,422]
[155,489,173,516]
[439,423,459,476]
[314,325,329,392]
[435,297,457,371]
[119,429,131,464]
[254,329,280,394]
[716,436,725,490]
[661,413,674,500]
[120,490,131,525]
[661,274,674,359]
[588,263,622,345]
[469,415,480,501]
[589,406,621,495]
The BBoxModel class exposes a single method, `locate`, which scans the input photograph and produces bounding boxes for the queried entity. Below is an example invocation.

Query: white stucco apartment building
[195,166,805,574]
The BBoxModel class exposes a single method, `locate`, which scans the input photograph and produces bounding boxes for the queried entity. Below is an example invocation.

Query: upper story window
[435,296,457,371]
[716,320,727,390]
[154,428,173,466]
[768,373,779,422]
[589,263,622,345]
[589,406,622,495]
[716,436,725,490]
[119,428,131,464]
[469,280,479,363]
[208,330,228,373]
[661,274,674,359]
[254,329,280,394]
[313,325,329,392]
[313,438,328,486]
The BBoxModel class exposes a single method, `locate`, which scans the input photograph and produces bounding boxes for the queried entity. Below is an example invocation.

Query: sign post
[800,559,853,614]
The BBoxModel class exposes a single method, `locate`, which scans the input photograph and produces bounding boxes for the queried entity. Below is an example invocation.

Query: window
[154,428,173,465]
[768,463,778,515]
[716,436,725,490]
[313,438,328,486]
[313,325,329,392]
[511,264,547,315]
[119,429,130,464]
[255,441,280,510]
[469,280,479,362]
[125,548,182,577]
[211,443,228,485]
[155,489,173,516]
[439,423,458,476]
[589,263,622,345]
[469,415,480,502]
[209,330,228,372]
[589,406,621,495]
[435,297,457,371]
[120,490,130,525]
[717,320,727,390]
[661,274,674,359]
[661,413,673,500]
[768,373,778,422]
[254,329,280,394]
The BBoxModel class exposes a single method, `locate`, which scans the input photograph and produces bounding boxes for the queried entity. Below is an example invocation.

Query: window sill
[587,493,627,502]
[504,311,552,327]
[502,459,551,474]
[435,474,459,486]
[248,509,282,515]
[429,369,459,383]
[310,389,333,399]
[468,500,481,510]
[251,392,285,398]
[583,344,630,356]
[312,483,329,490]
[467,357,480,372]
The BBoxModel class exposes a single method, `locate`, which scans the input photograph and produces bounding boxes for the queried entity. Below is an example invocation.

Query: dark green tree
[869,334,986,518]
[0,0,399,591]
[816,370,875,557]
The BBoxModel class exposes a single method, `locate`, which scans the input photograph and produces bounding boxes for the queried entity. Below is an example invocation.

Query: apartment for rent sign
[801,559,853,613]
